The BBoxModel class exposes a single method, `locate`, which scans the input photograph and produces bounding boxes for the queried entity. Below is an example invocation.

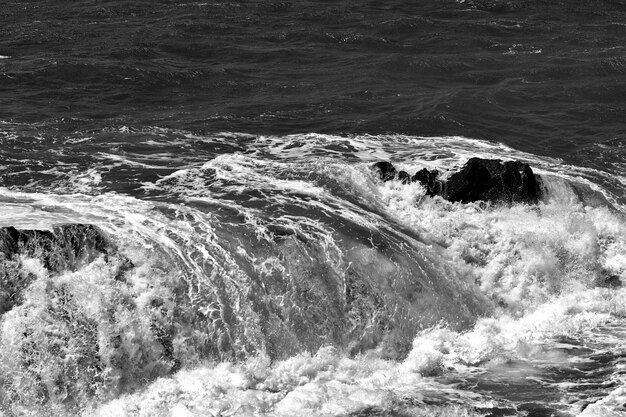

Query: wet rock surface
[372,161,397,182]
[0,224,120,315]
[0,224,111,271]
[372,157,543,205]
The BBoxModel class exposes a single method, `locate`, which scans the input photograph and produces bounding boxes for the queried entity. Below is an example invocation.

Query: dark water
[2,0,626,157]
[1,1,626,416]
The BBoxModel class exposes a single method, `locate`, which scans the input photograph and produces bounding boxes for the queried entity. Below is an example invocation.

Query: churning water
[1,1,626,416]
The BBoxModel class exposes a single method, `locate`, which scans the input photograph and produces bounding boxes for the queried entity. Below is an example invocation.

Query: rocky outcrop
[0,224,110,271]
[372,157,542,204]
[0,224,127,315]
[412,168,442,197]
[372,161,397,182]
[445,158,542,204]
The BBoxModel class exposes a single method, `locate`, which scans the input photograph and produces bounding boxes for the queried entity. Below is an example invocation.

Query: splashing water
[0,133,625,416]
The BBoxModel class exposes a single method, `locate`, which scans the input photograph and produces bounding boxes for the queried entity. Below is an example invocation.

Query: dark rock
[444,158,541,204]
[0,224,110,272]
[372,158,543,205]
[372,161,396,182]
[397,170,412,184]
[0,224,120,315]
[412,168,442,197]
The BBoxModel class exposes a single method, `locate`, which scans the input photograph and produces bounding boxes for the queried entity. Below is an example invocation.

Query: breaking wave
[0,133,625,416]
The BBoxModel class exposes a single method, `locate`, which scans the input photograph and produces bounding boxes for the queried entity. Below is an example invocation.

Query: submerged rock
[371,157,542,204]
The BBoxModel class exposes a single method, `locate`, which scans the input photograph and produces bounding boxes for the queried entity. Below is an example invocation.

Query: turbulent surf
[0,131,625,416]
[2,0,626,415]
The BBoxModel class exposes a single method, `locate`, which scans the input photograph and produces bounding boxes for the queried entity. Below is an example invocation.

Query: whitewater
[1,132,625,416]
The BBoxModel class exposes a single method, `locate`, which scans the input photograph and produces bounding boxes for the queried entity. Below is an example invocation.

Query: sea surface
[1,1,626,416]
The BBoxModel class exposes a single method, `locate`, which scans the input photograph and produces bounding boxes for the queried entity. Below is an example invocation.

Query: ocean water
[1,1,626,416]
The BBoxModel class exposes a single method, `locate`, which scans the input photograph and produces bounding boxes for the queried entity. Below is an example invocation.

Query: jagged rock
[412,168,442,196]
[372,161,396,182]
[372,158,542,204]
[445,158,541,204]
[0,224,119,315]
[0,224,110,272]
[397,170,412,184]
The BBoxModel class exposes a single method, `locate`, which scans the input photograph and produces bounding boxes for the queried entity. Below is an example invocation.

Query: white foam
[89,346,490,417]
[579,385,626,417]
[89,280,626,416]
[2,132,626,415]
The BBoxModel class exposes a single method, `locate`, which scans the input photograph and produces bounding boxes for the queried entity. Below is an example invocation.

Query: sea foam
[1,135,626,415]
